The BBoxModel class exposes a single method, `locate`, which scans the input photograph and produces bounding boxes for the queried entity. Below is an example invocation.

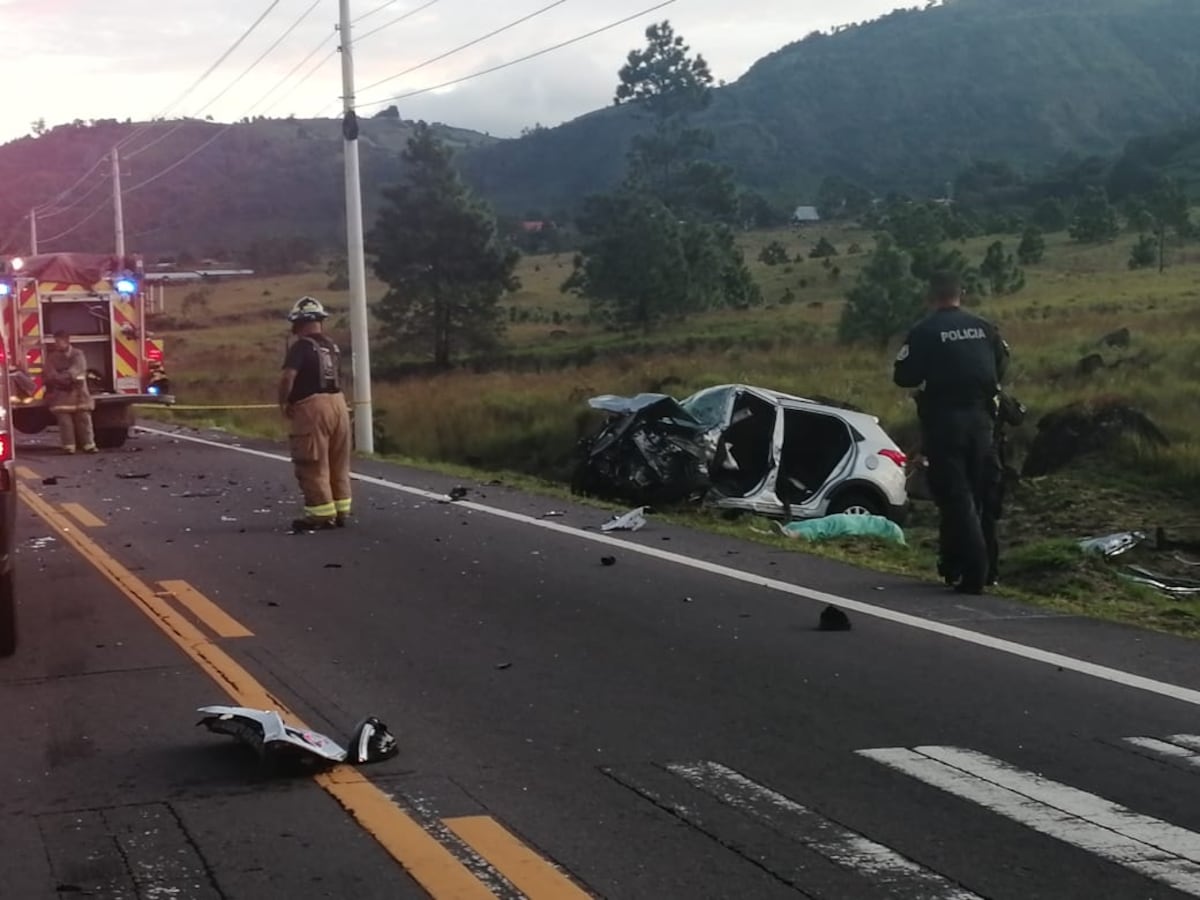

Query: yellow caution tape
[157,404,279,411]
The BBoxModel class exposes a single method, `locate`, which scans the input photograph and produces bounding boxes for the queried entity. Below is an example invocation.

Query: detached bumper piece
[197,705,398,772]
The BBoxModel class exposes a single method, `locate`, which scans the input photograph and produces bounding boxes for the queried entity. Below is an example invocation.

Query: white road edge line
[668,761,981,899]
[859,746,1200,896]
[138,426,1200,709]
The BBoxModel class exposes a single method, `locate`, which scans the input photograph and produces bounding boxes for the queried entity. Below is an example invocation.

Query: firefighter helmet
[287,296,329,323]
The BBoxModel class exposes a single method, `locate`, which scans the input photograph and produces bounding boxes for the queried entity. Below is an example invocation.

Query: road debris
[601,507,647,533]
[26,536,57,551]
[818,605,852,632]
[196,706,398,770]
[1121,566,1200,598]
[495,662,513,670]
[41,477,59,486]
[441,486,470,503]
[600,556,617,567]
[539,511,566,519]
[1079,532,1146,558]
[116,472,151,480]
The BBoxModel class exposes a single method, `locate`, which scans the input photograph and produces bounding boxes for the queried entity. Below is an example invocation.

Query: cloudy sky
[1,0,904,145]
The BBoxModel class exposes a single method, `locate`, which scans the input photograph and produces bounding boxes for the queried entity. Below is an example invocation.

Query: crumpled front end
[571,394,712,506]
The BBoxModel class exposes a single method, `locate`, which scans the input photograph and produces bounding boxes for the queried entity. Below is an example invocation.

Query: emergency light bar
[0,282,10,297]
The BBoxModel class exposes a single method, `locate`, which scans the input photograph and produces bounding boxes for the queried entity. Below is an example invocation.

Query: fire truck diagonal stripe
[665,761,981,900]
[859,746,1200,896]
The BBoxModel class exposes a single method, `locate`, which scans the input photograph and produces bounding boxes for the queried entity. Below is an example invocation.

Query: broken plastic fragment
[601,507,647,533]
[1079,532,1146,558]
[196,706,398,769]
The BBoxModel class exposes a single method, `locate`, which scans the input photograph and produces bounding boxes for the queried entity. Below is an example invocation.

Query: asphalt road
[5,423,1200,900]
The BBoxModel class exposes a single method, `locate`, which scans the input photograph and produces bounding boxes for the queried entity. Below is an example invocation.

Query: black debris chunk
[324,563,343,569]
[448,486,469,501]
[495,662,512,670]
[818,605,852,632]
[42,477,59,486]
[117,472,151,480]
[601,556,617,567]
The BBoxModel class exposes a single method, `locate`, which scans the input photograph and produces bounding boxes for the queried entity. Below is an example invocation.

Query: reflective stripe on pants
[289,392,352,521]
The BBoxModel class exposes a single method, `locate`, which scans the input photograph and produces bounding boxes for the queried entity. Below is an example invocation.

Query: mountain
[0,111,496,261]
[461,0,1200,213]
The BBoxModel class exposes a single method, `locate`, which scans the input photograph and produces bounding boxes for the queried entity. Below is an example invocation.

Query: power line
[358,0,570,96]
[126,0,323,160]
[38,195,112,247]
[116,0,284,153]
[33,156,107,213]
[37,175,110,220]
[357,0,441,44]
[358,0,675,109]
[262,46,340,116]
[195,0,324,118]
[256,31,339,116]
[353,0,404,25]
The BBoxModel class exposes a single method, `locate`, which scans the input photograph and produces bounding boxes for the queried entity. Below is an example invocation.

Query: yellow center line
[15,465,40,481]
[159,579,254,639]
[61,502,107,529]
[19,486,495,900]
[445,816,592,899]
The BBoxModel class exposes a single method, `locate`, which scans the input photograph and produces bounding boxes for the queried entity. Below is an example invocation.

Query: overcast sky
[1,0,905,145]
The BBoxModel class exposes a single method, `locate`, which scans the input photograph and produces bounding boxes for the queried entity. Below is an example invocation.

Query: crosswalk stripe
[1126,737,1200,769]
[859,746,1200,897]
[667,761,982,900]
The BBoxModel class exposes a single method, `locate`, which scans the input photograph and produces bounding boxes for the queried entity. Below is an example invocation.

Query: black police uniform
[894,306,1009,593]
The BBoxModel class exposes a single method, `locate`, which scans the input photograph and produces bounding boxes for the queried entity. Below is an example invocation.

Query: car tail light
[0,434,10,464]
[879,449,907,468]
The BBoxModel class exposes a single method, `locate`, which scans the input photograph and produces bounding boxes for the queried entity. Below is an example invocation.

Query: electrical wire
[358,0,570,95]
[356,0,441,43]
[358,0,675,109]
[36,175,110,220]
[116,0,284,153]
[126,0,323,159]
[261,45,340,116]
[33,156,107,213]
[11,0,287,234]
[37,195,112,247]
[353,0,404,25]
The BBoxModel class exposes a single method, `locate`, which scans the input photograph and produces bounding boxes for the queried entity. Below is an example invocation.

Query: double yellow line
[17,468,589,899]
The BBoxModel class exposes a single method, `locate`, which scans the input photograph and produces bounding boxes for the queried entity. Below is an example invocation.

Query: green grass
[144,224,1200,638]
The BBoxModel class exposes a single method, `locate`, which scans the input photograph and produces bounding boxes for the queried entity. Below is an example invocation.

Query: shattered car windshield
[680,386,735,428]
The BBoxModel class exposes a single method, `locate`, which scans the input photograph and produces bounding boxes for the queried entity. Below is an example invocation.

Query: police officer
[278,297,352,531]
[894,272,1009,594]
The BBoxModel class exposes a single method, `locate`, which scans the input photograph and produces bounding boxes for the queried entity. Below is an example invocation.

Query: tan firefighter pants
[289,392,352,522]
[53,410,96,452]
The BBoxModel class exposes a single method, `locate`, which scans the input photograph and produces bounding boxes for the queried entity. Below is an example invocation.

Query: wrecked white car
[572,384,909,523]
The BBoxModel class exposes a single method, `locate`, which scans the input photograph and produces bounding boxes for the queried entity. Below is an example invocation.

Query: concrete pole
[112,147,126,258]
[29,208,38,255]
[337,0,375,454]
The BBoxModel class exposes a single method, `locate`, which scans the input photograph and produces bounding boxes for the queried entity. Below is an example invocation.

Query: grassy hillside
[0,113,495,259]
[145,224,1200,635]
[463,0,1200,212]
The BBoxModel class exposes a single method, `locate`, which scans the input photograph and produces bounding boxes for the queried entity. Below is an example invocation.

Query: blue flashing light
[114,277,138,295]
[148,385,160,396]
[0,282,10,297]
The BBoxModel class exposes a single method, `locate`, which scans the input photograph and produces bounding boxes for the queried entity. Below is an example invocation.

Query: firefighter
[894,272,1009,595]
[278,297,352,531]
[45,331,97,455]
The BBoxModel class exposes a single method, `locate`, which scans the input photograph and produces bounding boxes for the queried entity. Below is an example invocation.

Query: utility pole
[112,146,126,258]
[337,1,374,454]
[29,208,38,255]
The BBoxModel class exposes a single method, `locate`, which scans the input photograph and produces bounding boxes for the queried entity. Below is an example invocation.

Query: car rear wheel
[0,569,15,657]
[95,426,129,449]
[829,490,885,518]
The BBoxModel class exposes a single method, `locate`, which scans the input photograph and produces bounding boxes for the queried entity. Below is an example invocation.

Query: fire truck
[0,252,174,449]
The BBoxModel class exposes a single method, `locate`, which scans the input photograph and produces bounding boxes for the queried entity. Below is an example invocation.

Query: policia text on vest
[894,296,1010,595]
